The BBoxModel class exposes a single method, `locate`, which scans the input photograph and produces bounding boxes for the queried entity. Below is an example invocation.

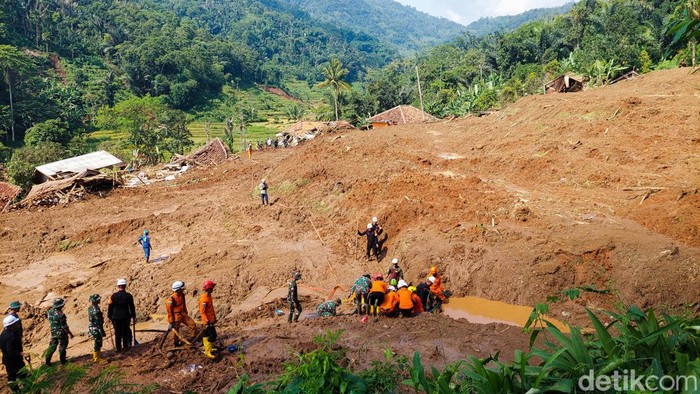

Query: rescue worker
[348,274,371,315]
[316,298,342,317]
[87,294,107,363]
[357,223,379,261]
[396,280,414,317]
[247,143,253,159]
[260,179,269,206]
[198,280,217,359]
[372,216,384,251]
[379,285,399,317]
[138,229,152,263]
[288,271,302,323]
[6,302,22,338]
[166,281,196,346]
[368,274,387,316]
[416,277,433,312]
[0,315,26,392]
[386,258,404,282]
[409,286,424,315]
[108,278,136,352]
[44,298,74,366]
[429,266,447,311]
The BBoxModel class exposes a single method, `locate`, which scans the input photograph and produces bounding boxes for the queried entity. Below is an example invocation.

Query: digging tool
[158,325,174,350]
[107,321,115,350]
[132,320,139,346]
[23,354,32,372]
[355,219,359,260]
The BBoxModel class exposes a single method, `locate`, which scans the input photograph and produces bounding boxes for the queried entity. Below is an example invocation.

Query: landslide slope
[0,68,698,390]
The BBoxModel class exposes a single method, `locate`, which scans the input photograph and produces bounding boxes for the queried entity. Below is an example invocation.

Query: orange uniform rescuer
[166,281,196,346]
[198,280,217,359]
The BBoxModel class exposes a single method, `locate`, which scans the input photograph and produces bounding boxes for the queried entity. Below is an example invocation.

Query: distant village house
[366,105,437,128]
[34,150,125,183]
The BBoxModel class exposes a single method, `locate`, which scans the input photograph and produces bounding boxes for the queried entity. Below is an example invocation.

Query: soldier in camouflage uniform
[287,271,302,323]
[348,274,372,315]
[88,294,107,363]
[44,298,74,366]
[316,298,342,317]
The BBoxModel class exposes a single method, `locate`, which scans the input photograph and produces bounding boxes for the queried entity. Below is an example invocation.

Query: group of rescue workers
[0,277,219,392]
[1,215,448,392]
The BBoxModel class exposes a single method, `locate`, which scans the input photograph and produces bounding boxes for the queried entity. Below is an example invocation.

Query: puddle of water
[443,297,570,333]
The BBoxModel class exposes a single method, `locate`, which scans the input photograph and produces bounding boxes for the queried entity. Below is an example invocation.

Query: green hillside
[465,2,576,37]
[279,0,465,54]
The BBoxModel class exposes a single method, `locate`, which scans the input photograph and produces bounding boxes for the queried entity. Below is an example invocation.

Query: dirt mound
[0,68,698,390]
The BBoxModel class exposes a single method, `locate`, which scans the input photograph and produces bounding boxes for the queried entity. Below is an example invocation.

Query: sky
[394,0,574,25]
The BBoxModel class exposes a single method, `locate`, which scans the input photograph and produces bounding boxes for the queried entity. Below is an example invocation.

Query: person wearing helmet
[368,274,387,316]
[6,301,22,339]
[108,278,136,352]
[287,272,302,323]
[1,314,26,392]
[371,216,384,251]
[166,281,196,347]
[410,287,424,315]
[44,298,74,366]
[87,294,107,363]
[386,258,404,283]
[357,223,379,261]
[259,179,269,206]
[316,298,342,317]
[138,229,152,263]
[198,280,217,359]
[428,267,446,311]
[396,280,415,317]
[379,285,399,317]
[348,274,372,315]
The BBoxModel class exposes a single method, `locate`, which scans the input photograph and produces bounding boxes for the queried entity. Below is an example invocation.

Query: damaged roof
[35,150,124,179]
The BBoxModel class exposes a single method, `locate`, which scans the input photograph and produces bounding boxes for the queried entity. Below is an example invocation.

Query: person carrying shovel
[166,281,196,347]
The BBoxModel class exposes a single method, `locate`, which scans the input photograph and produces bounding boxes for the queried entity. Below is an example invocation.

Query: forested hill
[278,0,465,53]
[465,2,575,37]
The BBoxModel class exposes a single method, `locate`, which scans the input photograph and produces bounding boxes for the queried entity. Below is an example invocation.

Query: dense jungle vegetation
[0,0,697,190]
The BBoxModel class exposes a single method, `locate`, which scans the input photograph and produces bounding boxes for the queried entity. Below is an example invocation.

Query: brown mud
[0,68,698,392]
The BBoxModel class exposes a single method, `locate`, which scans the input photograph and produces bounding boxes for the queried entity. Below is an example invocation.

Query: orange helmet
[203,280,216,291]
[429,266,438,274]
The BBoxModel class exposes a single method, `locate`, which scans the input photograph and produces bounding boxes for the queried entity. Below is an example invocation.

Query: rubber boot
[293,312,300,322]
[92,351,98,362]
[202,337,216,359]
[287,312,293,324]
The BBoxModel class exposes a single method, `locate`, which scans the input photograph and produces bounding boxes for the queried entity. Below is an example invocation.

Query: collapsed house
[34,150,125,183]
[544,75,585,94]
[366,105,438,128]
[20,169,121,207]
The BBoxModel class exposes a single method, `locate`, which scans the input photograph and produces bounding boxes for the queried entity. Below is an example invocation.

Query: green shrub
[6,142,65,190]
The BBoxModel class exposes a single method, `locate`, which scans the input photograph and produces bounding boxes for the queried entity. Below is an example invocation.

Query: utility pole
[416,65,425,121]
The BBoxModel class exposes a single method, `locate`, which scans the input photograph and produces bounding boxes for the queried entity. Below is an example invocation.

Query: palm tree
[317,58,351,121]
[0,45,34,141]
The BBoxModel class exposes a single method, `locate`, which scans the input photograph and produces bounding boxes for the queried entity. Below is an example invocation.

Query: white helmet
[117,278,127,286]
[367,223,373,229]
[391,258,399,265]
[3,315,19,328]
[428,276,436,284]
[397,280,408,288]
[387,285,396,292]
[261,179,266,183]
[372,217,378,223]
[172,281,185,291]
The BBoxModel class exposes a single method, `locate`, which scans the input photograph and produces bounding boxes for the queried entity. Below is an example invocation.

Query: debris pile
[19,169,121,207]
[0,182,21,212]
[124,138,230,187]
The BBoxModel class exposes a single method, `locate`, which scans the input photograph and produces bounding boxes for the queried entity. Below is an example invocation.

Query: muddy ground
[0,67,698,392]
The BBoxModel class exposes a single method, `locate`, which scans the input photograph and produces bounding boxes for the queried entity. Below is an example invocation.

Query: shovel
[132,320,139,346]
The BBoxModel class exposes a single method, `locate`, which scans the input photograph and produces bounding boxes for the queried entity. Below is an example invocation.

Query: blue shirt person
[138,230,152,263]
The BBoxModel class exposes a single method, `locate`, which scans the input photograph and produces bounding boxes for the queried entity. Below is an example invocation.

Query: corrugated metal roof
[35,150,124,177]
